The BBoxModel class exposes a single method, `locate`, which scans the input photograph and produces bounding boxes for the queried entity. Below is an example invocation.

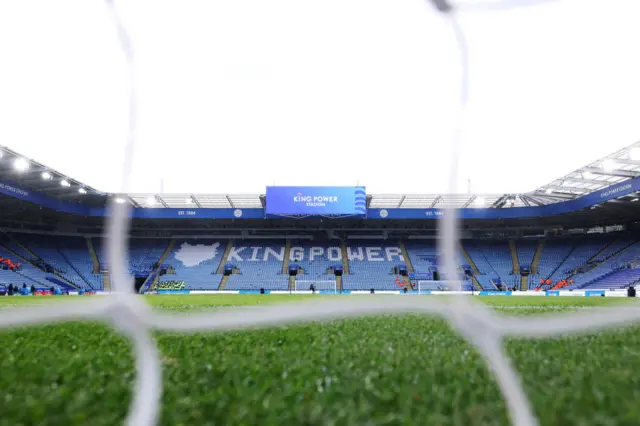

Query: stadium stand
[341,241,404,290]
[6,233,95,289]
[0,245,55,290]
[225,241,289,290]
[288,240,341,283]
[527,239,574,289]
[571,240,640,289]
[94,238,171,276]
[463,240,517,289]
[580,268,640,290]
[545,236,611,284]
[56,237,104,289]
[159,239,228,290]
[7,234,640,292]
[515,240,537,272]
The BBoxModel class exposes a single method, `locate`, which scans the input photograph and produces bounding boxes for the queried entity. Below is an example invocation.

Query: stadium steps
[281,240,292,274]
[340,241,350,274]
[399,241,415,273]
[547,246,576,280]
[139,269,161,294]
[8,235,40,261]
[460,244,480,274]
[16,270,47,288]
[587,239,616,264]
[86,237,100,273]
[157,239,176,266]
[490,279,499,290]
[471,275,482,291]
[218,275,229,290]
[216,240,234,274]
[531,240,545,274]
[520,275,528,291]
[57,249,93,289]
[103,272,111,292]
[403,276,413,291]
[509,240,520,274]
[288,275,296,291]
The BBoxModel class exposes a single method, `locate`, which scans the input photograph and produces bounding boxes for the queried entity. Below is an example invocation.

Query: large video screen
[266,186,366,215]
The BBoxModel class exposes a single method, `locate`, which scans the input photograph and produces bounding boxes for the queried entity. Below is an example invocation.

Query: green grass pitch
[1,295,639,426]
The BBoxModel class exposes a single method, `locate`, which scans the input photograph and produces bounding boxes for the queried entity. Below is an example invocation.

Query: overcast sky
[0,0,638,196]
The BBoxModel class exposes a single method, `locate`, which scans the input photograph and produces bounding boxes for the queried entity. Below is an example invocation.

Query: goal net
[417,280,463,293]
[295,280,337,293]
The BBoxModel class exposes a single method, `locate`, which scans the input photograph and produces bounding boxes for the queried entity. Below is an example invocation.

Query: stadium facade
[1,143,640,295]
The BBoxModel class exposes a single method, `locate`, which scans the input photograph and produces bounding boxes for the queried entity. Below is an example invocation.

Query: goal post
[295,280,338,293]
[417,280,463,293]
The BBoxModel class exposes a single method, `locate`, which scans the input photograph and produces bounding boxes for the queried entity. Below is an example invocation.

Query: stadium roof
[2,141,640,210]
[0,145,105,207]
[533,140,640,203]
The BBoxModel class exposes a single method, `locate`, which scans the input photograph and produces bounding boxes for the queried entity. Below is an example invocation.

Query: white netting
[1,1,637,426]
[295,280,338,292]
[417,279,463,291]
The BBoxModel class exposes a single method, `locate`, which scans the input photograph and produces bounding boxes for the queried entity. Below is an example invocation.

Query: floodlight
[78,188,87,194]
[629,148,640,161]
[13,158,29,172]
[60,180,71,187]
[185,197,193,204]
[474,196,485,207]
[602,159,616,171]
[146,195,157,206]
[114,197,126,204]
[41,171,52,180]
[582,171,595,179]
[545,188,553,194]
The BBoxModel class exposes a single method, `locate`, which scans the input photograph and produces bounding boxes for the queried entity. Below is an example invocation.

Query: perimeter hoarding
[265,186,366,215]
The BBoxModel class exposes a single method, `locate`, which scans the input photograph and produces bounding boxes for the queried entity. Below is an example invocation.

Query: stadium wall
[1,177,639,220]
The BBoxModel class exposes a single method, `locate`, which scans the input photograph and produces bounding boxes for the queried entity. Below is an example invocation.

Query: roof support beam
[519,195,532,207]
[190,195,202,208]
[429,195,441,208]
[532,191,576,200]
[582,167,640,178]
[606,158,640,166]
[156,196,170,208]
[397,195,406,208]
[226,195,235,208]
[560,177,614,186]
[539,185,588,194]
[462,195,476,208]
[490,195,508,208]
[127,197,141,208]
